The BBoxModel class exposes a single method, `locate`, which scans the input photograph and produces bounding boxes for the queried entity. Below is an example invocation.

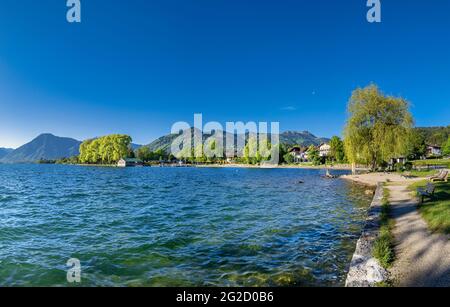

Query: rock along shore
[345,183,389,287]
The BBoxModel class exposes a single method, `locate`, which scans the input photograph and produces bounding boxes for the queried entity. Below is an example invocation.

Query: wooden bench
[417,183,436,203]
[430,170,448,182]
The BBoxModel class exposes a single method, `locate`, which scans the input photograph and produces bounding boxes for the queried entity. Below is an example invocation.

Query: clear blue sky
[0,0,449,148]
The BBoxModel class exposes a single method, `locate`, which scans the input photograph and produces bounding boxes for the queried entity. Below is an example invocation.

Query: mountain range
[0,131,330,163]
[146,130,330,153]
[0,148,14,160]
[2,126,448,163]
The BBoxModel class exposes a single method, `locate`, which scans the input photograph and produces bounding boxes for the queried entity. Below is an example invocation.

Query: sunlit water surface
[0,165,373,286]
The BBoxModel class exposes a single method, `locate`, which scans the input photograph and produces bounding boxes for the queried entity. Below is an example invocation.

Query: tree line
[62,84,449,168]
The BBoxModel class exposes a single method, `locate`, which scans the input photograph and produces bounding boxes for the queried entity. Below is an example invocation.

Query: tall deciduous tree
[137,146,152,162]
[443,137,450,156]
[343,85,414,172]
[405,130,427,160]
[329,136,346,163]
[79,134,132,165]
[306,145,320,165]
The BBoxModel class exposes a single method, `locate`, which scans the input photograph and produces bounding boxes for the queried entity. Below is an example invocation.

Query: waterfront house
[117,158,143,167]
[319,143,331,157]
[426,145,442,157]
[391,157,407,164]
[289,147,308,162]
[389,157,407,170]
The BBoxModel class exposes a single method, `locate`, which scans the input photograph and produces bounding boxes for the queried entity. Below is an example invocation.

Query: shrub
[404,162,413,171]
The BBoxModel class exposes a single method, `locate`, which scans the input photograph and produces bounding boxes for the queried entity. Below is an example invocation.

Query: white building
[319,143,331,157]
[427,145,442,157]
[289,147,308,162]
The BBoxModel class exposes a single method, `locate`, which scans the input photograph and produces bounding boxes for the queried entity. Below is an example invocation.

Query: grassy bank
[372,187,395,269]
[406,169,439,178]
[412,159,450,169]
[409,180,450,234]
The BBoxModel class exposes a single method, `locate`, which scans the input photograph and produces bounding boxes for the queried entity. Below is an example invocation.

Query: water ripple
[0,164,372,286]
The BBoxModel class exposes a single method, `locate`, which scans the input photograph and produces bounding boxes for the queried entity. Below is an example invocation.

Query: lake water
[0,164,372,287]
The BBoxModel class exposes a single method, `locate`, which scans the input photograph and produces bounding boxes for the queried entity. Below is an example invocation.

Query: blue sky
[0,0,449,148]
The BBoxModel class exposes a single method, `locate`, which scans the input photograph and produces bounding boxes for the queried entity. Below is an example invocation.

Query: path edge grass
[372,186,395,270]
[408,180,450,235]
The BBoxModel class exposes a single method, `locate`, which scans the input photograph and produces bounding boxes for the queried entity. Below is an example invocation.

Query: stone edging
[345,183,389,287]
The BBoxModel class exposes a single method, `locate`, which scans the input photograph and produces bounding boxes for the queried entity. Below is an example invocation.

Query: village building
[319,143,331,157]
[289,147,308,162]
[427,145,442,157]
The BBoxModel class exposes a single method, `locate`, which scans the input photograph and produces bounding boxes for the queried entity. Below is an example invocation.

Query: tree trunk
[371,159,377,172]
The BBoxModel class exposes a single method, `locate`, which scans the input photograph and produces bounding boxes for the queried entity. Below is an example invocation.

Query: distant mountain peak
[0,134,81,163]
[38,133,55,137]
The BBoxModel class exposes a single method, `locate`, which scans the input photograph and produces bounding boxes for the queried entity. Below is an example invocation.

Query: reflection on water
[0,165,372,286]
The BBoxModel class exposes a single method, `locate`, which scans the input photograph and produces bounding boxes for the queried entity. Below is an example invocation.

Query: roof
[289,147,302,152]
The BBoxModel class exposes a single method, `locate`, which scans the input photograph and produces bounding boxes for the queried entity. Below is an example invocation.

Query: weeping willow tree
[79,134,132,164]
[343,85,414,172]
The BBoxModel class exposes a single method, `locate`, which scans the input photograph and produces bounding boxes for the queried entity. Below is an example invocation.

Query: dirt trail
[388,184,450,287]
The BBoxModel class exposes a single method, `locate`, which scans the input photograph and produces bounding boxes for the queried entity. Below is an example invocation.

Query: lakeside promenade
[343,173,450,287]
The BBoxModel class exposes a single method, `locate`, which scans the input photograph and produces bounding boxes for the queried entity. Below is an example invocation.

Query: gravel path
[388,184,450,287]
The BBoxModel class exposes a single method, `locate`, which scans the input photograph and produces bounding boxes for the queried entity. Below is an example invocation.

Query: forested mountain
[415,126,450,146]
[146,130,330,153]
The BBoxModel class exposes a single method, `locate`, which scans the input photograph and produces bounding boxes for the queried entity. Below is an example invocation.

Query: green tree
[283,152,294,164]
[405,130,427,160]
[79,134,132,165]
[343,84,413,171]
[258,138,272,163]
[307,145,320,165]
[193,144,206,163]
[243,137,258,164]
[329,136,346,163]
[137,146,152,162]
[443,137,450,156]
[204,139,220,163]
[279,144,289,164]
[154,149,167,161]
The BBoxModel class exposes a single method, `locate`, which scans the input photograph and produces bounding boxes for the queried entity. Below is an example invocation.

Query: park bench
[430,170,448,182]
[417,183,436,203]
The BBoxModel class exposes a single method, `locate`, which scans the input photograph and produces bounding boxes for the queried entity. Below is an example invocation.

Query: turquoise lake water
[0,164,372,286]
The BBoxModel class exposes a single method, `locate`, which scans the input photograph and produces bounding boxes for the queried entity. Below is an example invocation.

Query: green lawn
[412,159,450,168]
[409,180,450,234]
[406,169,439,178]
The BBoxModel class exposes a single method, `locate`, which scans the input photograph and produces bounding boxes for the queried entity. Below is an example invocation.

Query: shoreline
[344,172,450,287]
[195,163,361,170]
[341,172,424,187]
[2,162,368,171]
[344,173,421,287]
[345,183,389,287]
